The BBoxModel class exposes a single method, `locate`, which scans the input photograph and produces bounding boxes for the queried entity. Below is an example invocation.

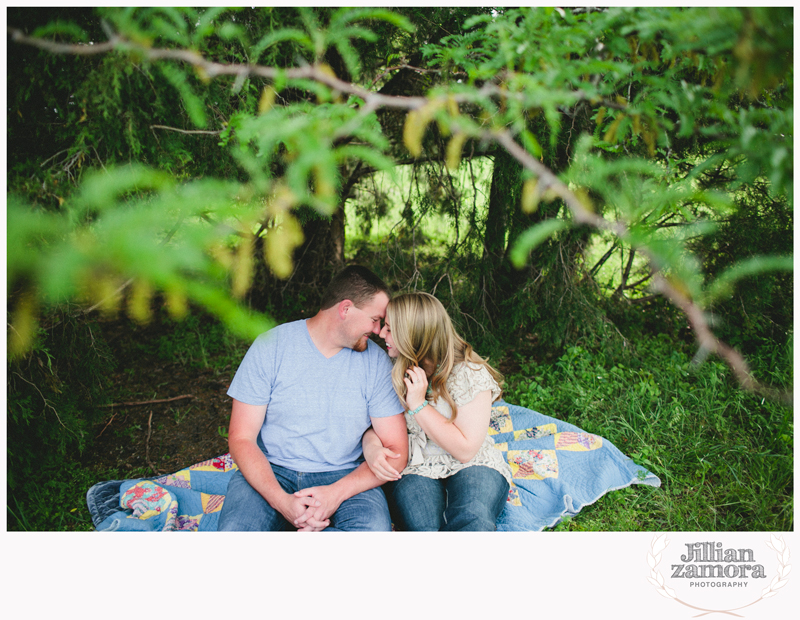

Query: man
[218,266,408,531]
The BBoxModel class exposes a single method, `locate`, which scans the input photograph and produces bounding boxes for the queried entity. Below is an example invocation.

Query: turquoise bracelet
[408,400,428,416]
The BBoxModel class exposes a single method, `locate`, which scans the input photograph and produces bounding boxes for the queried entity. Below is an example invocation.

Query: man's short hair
[320,265,390,310]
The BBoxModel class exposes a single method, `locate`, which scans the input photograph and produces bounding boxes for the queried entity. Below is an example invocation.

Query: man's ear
[338,299,353,320]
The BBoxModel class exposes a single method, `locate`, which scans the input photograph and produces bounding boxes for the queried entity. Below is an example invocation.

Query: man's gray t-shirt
[227,319,403,473]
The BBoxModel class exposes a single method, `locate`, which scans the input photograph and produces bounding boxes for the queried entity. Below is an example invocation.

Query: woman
[363,292,512,531]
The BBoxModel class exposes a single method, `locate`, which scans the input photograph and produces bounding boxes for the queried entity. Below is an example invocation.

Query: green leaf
[72,165,174,214]
[193,7,231,45]
[6,197,67,294]
[510,219,569,268]
[520,129,543,159]
[157,64,208,129]
[330,7,415,34]
[149,8,191,46]
[184,280,274,341]
[251,28,314,62]
[334,145,396,175]
[704,256,793,304]
[30,21,88,42]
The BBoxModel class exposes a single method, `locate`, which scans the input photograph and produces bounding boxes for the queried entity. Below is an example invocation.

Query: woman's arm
[404,365,493,464]
[362,427,404,482]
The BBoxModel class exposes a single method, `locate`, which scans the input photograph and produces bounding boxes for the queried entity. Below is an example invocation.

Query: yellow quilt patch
[489,406,513,435]
[507,484,522,507]
[201,493,225,514]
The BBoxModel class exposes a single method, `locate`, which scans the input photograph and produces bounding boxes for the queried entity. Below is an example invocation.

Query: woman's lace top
[401,361,513,486]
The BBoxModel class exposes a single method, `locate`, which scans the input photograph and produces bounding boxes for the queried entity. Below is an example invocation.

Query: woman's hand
[404,365,429,411]
[363,428,402,482]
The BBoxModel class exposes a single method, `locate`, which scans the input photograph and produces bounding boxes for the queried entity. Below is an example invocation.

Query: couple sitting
[219,266,511,531]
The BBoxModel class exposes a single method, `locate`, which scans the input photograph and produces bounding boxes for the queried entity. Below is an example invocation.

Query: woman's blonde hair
[385,292,503,422]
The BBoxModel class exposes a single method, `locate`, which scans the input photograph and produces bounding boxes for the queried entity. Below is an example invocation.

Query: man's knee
[329,487,391,531]
[219,470,287,531]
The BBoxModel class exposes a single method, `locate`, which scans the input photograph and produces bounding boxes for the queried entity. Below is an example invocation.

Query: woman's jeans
[218,464,392,531]
[386,466,509,531]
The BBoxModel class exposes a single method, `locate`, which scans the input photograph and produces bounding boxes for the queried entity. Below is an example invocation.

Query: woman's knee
[391,475,446,531]
[442,467,509,530]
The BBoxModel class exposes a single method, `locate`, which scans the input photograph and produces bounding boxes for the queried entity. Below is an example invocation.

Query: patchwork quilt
[86,401,660,532]
[489,401,660,531]
[87,454,238,532]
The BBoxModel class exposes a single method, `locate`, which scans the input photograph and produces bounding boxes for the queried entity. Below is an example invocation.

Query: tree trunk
[481,148,523,309]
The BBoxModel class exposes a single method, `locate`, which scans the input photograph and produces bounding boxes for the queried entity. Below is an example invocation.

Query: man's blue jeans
[218,463,392,531]
[386,466,509,531]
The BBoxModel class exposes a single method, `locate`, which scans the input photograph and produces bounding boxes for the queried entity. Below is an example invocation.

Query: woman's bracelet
[408,400,428,416]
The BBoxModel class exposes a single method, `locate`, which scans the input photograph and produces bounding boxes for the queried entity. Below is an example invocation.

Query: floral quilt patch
[507,449,558,480]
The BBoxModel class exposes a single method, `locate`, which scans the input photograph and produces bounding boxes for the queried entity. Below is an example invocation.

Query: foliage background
[5,7,792,531]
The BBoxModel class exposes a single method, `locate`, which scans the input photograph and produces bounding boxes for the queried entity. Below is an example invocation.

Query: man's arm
[292,412,408,526]
[228,398,325,530]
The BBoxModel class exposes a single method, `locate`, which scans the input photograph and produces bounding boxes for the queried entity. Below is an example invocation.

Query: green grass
[150,313,250,371]
[6,311,248,532]
[7,462,152,532]
[503,335,793,531]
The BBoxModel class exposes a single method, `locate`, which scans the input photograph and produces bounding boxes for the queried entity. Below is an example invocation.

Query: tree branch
[99,394,194,408]
[651,275,791,406]
[624,272,654,290]
[8,23,789,406]
[615,247,636,297]
[7,27,118,54]
[150,124,223,135]
[590,242,617,276]
[484,128,789,405]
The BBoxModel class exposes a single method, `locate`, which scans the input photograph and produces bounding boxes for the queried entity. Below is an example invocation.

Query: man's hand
[292,485,345,529]
[283,413,408,532]
[275,492,329,532]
